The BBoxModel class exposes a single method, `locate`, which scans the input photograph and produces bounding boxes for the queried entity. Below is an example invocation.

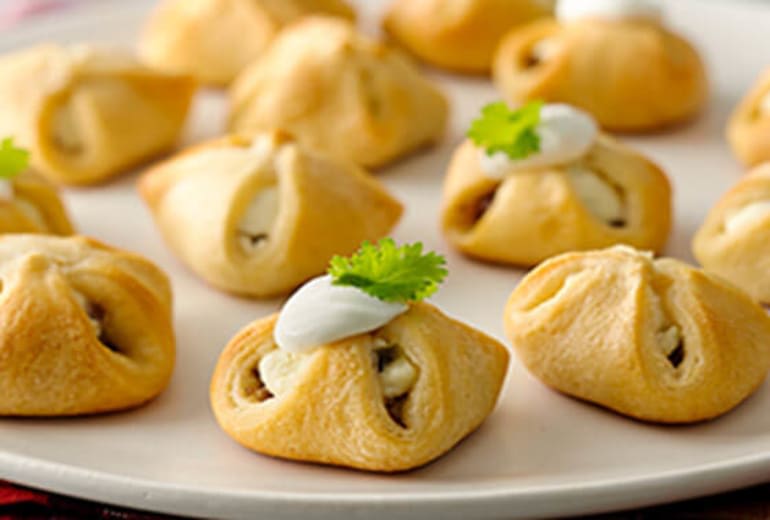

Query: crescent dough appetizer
[442,102,672,266]
[139,132,403,298]
[493,0,707,131]
[0,44,195,186]
[727,68,770,167]
[140,0,355,86]
[504,245,770,424]
[229,16,449,169]
[0,235,175,416]
[383,0,553,73]
[693,164,770,304]
[211,240,509,472]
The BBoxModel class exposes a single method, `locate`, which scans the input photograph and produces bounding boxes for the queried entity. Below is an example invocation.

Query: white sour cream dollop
[557,0,662,24]
[479,104,599,178]
[724,202,770,234]
[274,275,408,354]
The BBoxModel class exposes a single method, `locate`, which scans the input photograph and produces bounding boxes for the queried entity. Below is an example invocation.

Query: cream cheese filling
[237,186,279,252]
[567,166,624,224]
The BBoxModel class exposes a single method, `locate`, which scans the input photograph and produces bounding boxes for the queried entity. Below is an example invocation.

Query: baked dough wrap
[0,235,175,416]
[229,16,449,169]
[0,44,195,185]
[693,164,770,304]
[140,0,355,86]
[441,135,672,266]
[493,19,707,131]
[727,68,770,167]
[383,0,552,74]
[0,169,74,235]
[504,246,770,423]
[138,132,403,298]
[210,302,509,472]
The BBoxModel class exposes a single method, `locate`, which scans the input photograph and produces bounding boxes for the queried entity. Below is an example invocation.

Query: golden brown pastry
[229,16,449,169]
[211,241,509,471]
[727,68,770,167]
[0,44,196,185]
[441,103,672,266]
[504,245,770,424]
[0,235,175,416]
[383,0,553,74]
[138,131,403,298]
[140,0,356,86]
[693,164,770,305]
[493,3,707,131]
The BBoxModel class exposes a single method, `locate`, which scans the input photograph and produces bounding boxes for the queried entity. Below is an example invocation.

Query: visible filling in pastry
[472,189,498,225]
[724,201,770,234]
[257,349,309,399]
[73,291,119,352]
[238,186,279,252]
[523,38,562,69]
[51,104,83,154]
[371,339,417,427]
[567,165,626,227]
[647,286,684,369]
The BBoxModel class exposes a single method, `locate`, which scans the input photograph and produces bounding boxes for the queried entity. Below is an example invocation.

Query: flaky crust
[493,19,707,132]
[229,16,448,169]
[0,44,195,185]
[727,68,770,167]
[693,164,770,304]
[441,135,672,266]
[383,0,552,74]
[0,169,74,235]
[140,0,355,86]
[0,235,175,416]
[138,132,403,298]
[504,246,770,424]
[210,302,509,472]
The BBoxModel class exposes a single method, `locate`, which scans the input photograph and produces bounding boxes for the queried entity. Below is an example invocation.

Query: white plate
[1,1,770,519]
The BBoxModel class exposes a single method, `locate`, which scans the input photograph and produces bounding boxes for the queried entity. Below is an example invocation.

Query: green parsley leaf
[467,101,544,160]
[0,138,30,180]
[328,239,448,303]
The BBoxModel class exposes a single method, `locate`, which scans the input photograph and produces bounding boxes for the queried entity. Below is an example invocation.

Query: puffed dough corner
[383,0,552,73]
[0,235,175,416]
[727,68,770,167]
[140,0,355,86]
[441,135,672,266]
[210,302,509,472]
[493,18,707,131]
[0,168,74,236]
[693,164,770,304]
[504,245,770,424]
[229,16,449,169]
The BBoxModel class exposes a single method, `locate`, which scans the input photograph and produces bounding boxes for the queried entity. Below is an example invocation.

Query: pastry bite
[0,138,74,235]
[229,16,449,169]
[693,164,770,304]
[140,0,355,86]
[211,239,509,472]
[138,131,403,298]
[504,245,770,424]
[441,101,672,266]
[0,235,175,416]
[0,44,195,186]
[383,0,553,74]
[727,68,770,167]
[493,0,708,131]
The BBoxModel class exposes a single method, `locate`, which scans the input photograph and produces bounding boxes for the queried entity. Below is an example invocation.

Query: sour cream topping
[724,202,770,234]
[479,104,599,178]
[274,275,408,354]
[557,0,663,24]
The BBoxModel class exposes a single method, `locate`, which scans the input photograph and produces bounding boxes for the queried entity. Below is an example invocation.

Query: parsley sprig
[467,101,544,160]
[0,138,29,180]
[328,239,448,304]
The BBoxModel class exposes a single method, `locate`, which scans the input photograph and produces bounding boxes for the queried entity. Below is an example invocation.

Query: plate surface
[1,1,770,518]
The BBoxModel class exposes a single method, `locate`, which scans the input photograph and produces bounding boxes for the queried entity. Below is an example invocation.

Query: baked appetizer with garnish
[211,240,509,472]
[0,44,195,186]
[139,131,403,298]
[0,138,73,235]
[383,0,552,74]
[504,245,770,424]
[140,0,355,86]
[229,16,449,169]
[493,0,707,131]
[441,101,672,266]
[727,68,770,167]
[693,164,770,305]
[0,235,175,416]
